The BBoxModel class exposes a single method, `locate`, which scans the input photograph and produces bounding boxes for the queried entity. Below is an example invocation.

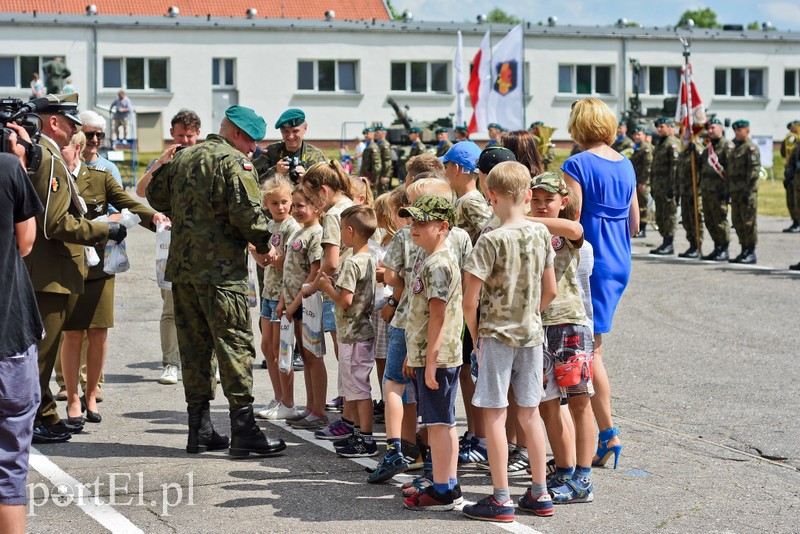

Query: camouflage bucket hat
[531,172,568,195]
[398,195,455,227]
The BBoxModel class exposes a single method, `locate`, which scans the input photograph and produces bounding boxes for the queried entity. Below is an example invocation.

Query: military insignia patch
[552,235,565,251]
[242,162,253,171]
[50,176,59,192]
[271,234,281,247]
[493,60,518,96]
[412,277,424,295]
[291,239,303,252]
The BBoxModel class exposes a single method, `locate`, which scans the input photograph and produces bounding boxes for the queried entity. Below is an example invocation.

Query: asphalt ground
[23,203,800,533]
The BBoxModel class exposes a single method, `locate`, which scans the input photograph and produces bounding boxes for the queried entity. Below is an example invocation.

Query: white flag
[455,31,465,128]
[486,24,524,131]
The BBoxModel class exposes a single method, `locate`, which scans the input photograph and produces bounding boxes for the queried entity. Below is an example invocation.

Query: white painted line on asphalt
[269,420,545,534]
[28,446,144,534]
[632,252,795,272]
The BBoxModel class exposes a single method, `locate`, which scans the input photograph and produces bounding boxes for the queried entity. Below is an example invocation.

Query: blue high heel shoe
[592,426,622,468]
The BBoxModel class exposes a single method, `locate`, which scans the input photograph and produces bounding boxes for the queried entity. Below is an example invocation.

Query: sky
[389,0,800,32]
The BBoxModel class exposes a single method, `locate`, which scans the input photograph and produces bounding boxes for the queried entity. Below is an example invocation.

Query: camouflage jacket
[630,141,653,186]
[650,135,680,196]
[146,133,270,284]
[677,141,703,193]
[611,135,635,154]
[727,138,760,193]
[377,140,393,178]
[358,142,382,180]
[253,141,326,184]
[436,139,454,158]
[409,141,426,158]
[699,136,731,188]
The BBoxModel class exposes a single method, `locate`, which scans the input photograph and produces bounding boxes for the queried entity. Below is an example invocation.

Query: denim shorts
[382,326,416,404]
[259,298,280,322]
[416,366,460,427]
[322,300,337,332]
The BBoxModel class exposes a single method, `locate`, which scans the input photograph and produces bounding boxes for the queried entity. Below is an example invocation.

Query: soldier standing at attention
[676,137,704,258]
[486,123,503,147]
[375,125,393,194]
[727,120,761,264]
[408,127,426,158]
[649,118,680,255]
[611,121,634,154]
[629,126,653,238]
[435,127,453,157]
[253,108,326,184]
[146,105,286,458]
[780,121,800,233]
[454,125,469,142]
[359,127,381,188]
[699,118,732,261]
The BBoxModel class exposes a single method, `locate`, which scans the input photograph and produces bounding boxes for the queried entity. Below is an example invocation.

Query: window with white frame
[391,61,449,93]
[558,65,612,95]
[212,58,235,87]
[785,69,800,97]
[103,57,169,90]
[714,68,764,97]
[645,66,681,95]
[0,55,59,89]
[297,60,358,92]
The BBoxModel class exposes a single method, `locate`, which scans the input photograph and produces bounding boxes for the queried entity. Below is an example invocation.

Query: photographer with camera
[253,108,325,184]
[21,93,127,444]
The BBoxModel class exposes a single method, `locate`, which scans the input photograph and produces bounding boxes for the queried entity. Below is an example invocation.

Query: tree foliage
[677,7,720,28]
[486,7,521,24]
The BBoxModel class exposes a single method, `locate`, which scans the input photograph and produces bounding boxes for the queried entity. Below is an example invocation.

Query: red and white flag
[467,30,490,135]
[675,63,707,141]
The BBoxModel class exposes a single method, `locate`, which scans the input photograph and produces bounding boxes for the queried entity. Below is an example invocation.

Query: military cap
[530,172,568,196]
[398,194,455,227]
[43,93,82,126]
[274,108,305,129]
[487,122,503,130]
[362,127,375,134]
[732,119,750,129]
[632,125,646,133]
[706,117,723,127]
[788,121,800,129]
[618,120,626,126]
[478,146,516,175]
[454,125,468,133]
[435,127,448,134]
[655,117,674,127]
[440,141,481,172]
[408,126,422,134]
[225,105,266,140]
[530,121,544,128]
[374,125,387,132]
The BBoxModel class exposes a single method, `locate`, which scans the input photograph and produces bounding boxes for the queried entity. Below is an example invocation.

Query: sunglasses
[85,131,105,139]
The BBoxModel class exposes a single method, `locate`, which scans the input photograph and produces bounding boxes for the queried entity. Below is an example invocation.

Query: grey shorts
[472,337,544,409]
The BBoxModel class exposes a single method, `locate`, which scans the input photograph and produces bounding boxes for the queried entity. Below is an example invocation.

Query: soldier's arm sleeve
[642,151,653,186]
[748,146,761,188]
[381,146,392,178]
[145,161,172,213]
[226,157,271,253]
[104,173,157,229]
[310,146,327,165]
[44,184,109,245]
[372,148,382,178]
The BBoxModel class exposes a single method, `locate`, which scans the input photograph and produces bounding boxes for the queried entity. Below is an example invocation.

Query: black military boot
[729,246,746,263]
[678,241,700,259]
[782,221,800,233]
[738,246,757,264]
[187,403,229,454]
[714,243,730,262]
[229,405,286,458]
[634,222,647,238]
[650,236,674,255]
[701,244,720,260]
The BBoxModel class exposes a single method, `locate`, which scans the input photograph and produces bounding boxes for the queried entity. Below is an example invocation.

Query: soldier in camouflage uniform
[375,125,393,195]
[676,138,704,258]
[253,108,326,184]
[408,126,426,158]
[454,125,470,142]
[611,121,635,155]
[699,118,732,261]
[785,133,800,237]
[358,127,382,187]
[146,105,286,458]
[727,120,761,264]
[435,127,454,157]
[780,121,800,232]
[649,118,680,255]
[630,126,653,238]
[486,123,503,147]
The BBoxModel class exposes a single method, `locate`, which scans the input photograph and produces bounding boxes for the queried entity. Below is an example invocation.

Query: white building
[1,11,799,147]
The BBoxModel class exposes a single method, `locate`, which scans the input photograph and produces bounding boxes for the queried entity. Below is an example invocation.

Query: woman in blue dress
[561,98,639,469]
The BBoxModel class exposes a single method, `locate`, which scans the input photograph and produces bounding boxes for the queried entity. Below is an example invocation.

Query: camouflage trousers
[679,190,704,246]
[172,281,255,410]
[701,182,730,246]
[637,184,650,220]
[730,189,759,248]
[791,177,800,222]
[653,192,677,238]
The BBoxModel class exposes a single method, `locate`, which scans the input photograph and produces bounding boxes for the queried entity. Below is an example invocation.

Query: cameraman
[0,123,43,534]
[22,93,126,444]
[253,108,325,184]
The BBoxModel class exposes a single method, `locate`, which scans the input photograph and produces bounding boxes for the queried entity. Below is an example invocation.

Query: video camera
[0,97,49,173]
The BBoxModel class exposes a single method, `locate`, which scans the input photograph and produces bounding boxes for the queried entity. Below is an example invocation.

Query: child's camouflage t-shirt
[282,224,323,303]
[334,251,376,344]
[542,235,589,327]
[455,188,492,245]
[263,217,301,301]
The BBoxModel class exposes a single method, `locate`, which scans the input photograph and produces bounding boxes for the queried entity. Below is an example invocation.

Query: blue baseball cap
[439,141,481,172]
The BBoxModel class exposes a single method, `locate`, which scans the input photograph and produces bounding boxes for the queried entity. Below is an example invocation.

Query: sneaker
[463,495,515,522]
[508,449,530,473]
[452,483,463,505]
[314,419,354,440]
[367,451,409,483]
[325,396,343,413]
[272,404,299,421]
[290,414,328,430]
[285,409,309,424]
[158,364,180,385]
[401,440,422,470]
[518,489,554,517]
[550,476,594,504]
[292,354,304,371]
[256,399,280,420]
[403,485,454,511]
[260,359,267,369]
[333,433,358,449]
[458,436,488,464]
[373,399,385,424]
[547,469,573,491]
[336,434,379,458]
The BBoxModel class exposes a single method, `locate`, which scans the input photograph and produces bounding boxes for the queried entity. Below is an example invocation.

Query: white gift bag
[278,315,295,373]
[301,286,325,358]
[155,221,171,290]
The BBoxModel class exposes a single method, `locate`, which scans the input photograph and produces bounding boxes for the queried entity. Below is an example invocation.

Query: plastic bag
[155,221,171,290]
[301,285,325,358]
[98,209,141,275]
[84,246,100,267]
[278,316,295,373]
[247,253,258,307]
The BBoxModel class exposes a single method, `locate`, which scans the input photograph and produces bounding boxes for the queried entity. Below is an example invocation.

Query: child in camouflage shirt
[461,162,557,522]
[318,205,378,458]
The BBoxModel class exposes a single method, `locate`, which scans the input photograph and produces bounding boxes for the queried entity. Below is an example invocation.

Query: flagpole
[521,23,527,129]
[681,38,702,253]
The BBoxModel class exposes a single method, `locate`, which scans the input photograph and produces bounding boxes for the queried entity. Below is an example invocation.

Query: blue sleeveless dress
[561,151,636,334]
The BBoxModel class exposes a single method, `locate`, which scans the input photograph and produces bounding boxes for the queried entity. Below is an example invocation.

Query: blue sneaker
[518,489,554,517]
[367,451,409,483]
[458,436,488,464]
[551,476,594,504]
[463,495,515,522]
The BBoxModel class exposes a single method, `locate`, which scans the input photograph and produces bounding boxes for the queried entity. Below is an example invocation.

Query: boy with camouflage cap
[400,195,464,512]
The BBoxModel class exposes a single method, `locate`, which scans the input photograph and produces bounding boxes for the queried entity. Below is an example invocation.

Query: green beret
[362,127,374,134]
[706,117,723,127]
[225,105,266,140]
[487,122,503,130]
[454,125,468,133]
[435,127,448,134]
[632,125,645,133]
[530,121,544,127]
[732,120,750,129]
[618,120,626,126]
[409,127,422,134]
[374,125,387,132]
[274,108,305,129]
[655,117,674,127]
[44,93,82,125]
